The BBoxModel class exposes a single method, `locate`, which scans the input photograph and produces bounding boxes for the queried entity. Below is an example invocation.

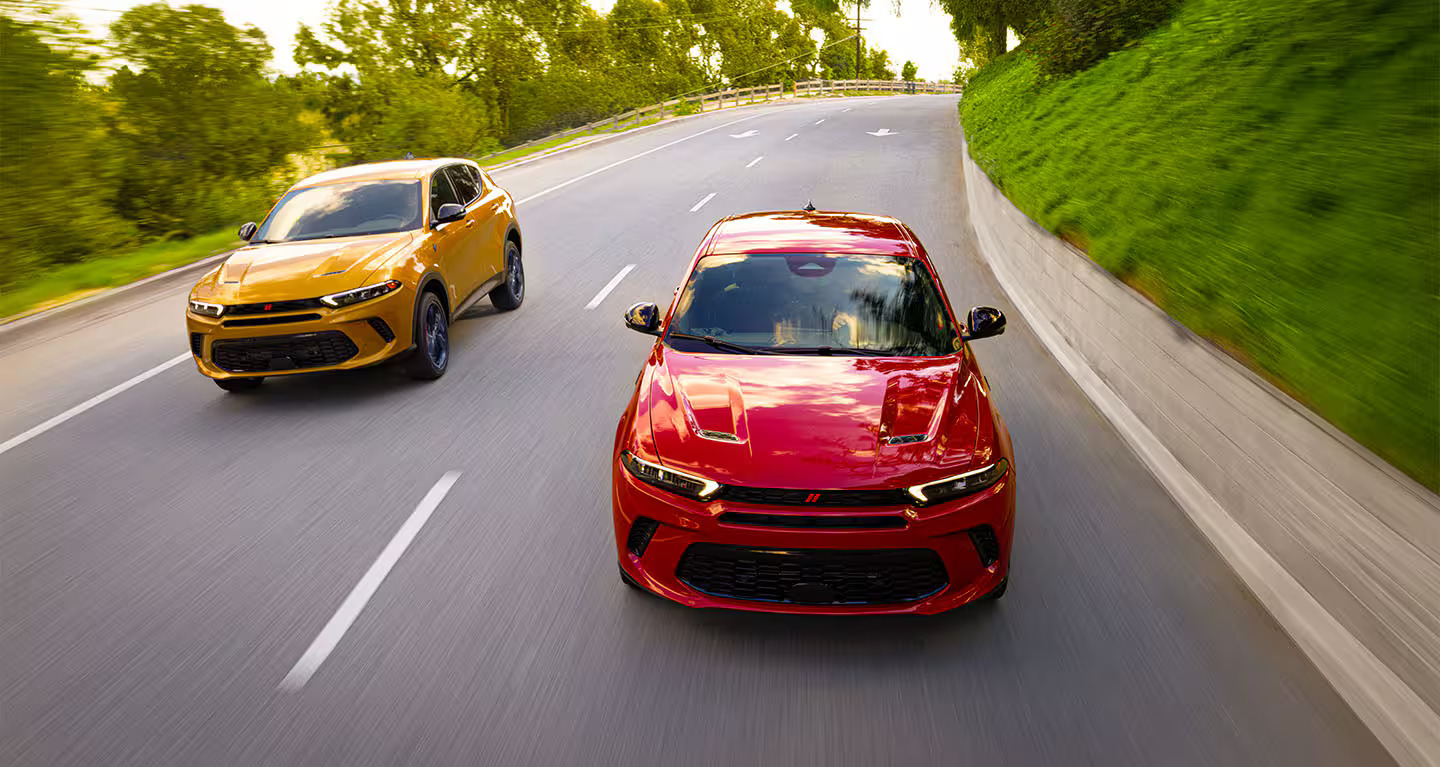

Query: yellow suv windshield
[254,180,422,243]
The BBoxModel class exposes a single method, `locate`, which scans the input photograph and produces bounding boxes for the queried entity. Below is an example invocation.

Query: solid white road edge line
[785,133,799,141]
[516,113,763,206]
[585,265,637,310]
[746,156,764,168]
[0,352,191,458]
[279,471,462,691]
[979,235,1440,767]
[689,192,717,213]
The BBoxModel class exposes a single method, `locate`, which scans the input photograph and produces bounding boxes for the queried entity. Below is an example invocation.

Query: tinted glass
[253,181,422,243]
[668,254,959,356]
[470,166,490,191]
[445,165,480,203]
[430,170,460,216]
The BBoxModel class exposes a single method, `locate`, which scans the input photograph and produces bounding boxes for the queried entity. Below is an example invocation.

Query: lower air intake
[211,331,358,373]
[367,317,395,342]
[677,544,947,605]
[189,333,204,358]
[968,525,1001,567]
[626,517,660,557]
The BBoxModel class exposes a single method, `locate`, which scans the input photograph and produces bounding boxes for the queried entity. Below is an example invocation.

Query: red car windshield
[668,253,960,356]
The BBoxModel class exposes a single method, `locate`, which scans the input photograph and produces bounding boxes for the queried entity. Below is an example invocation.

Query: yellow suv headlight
[321,280,402,308]
[188,299,224,317]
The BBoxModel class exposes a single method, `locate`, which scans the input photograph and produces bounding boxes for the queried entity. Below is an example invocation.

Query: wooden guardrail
[477,78,960,164]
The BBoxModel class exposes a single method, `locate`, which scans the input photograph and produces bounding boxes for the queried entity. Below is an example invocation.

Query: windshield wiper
[763,346,897,356]
[667,332,775,355]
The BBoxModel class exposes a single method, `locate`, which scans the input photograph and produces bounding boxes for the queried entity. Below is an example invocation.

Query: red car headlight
[620,451,722,501]
[906,459,1009,506]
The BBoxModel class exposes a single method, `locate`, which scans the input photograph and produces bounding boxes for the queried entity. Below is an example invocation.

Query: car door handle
[465,219,475,227]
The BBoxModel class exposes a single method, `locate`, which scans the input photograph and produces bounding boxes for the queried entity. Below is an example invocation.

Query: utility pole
[853,2,863,80]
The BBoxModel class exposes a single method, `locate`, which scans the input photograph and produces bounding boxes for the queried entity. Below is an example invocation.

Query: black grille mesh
[227,297,325,315]
[721,486,911,507]
[677,544,947,605]
[626,517,660,557]
[223,313,321,328]
[212,331,358,373]
[968,525,1001,567]
[189,333,204,358]
[717,512,905,530]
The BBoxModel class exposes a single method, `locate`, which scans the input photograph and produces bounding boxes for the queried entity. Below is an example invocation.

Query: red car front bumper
[612,462,1015,615]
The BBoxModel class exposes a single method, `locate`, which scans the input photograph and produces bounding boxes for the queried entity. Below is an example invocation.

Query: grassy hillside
[961,0,1439,488]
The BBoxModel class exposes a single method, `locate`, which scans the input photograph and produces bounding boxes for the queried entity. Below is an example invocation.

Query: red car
[612,210,1016,614]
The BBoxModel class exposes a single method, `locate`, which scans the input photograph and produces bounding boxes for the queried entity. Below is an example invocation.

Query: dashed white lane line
[280,471,462,691]
[585,264,637,310]
[814,119,825,125]
[745,156,764,169]
[689,192,717,213]
[785,133,799,141]
[515,112,763,206]
[842,108,852,112]
[0,352,191,458]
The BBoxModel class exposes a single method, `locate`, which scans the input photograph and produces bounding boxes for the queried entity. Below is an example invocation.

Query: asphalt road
[0,96,1393,766]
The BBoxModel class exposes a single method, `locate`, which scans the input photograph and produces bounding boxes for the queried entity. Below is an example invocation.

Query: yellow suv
[186,158,522,391]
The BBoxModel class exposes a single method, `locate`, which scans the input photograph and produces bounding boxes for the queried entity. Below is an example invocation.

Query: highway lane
[0,95,1393,766]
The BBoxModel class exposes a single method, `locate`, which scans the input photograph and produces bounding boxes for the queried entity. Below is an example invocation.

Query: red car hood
[646,349,984,489]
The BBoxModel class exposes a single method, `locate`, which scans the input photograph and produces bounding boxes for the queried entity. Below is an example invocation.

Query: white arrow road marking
[280,471,462,690]
[729,130,759,139]
[690,192,717,212]
[867,128,898,137]
[585,265,637,310]
[785,133,798,141]
[745,156,764,168]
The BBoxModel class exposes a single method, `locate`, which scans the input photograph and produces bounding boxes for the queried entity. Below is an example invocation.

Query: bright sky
[62,0,961,80]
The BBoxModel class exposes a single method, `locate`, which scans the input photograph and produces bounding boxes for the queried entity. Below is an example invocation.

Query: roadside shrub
[1027,0,1180,77]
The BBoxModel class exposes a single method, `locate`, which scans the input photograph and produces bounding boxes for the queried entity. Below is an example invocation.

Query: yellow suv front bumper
[186,286,417,379]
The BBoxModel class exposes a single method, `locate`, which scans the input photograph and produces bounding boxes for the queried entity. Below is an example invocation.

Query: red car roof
[706,211,918,256]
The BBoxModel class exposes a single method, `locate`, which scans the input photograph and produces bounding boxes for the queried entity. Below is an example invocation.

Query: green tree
[901,59,918,81]
[330,71,500,162]
[108,3,313,235]
[935,0,1049,65]
[867,48,894,79]
[0,10,132,289]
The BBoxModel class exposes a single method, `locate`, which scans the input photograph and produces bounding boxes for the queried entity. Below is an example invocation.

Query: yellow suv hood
[207,232,414,302]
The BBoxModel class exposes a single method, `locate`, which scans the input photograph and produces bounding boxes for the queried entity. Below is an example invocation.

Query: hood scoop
[885,434,929,445]
[676,372,749,445]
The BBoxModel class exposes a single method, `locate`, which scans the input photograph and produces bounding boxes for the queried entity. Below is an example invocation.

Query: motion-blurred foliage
[959,0,1440,486]
[1025,0,1178,76]
[0,0,895,298]
[0,13,133,278]
[107,3,316,236]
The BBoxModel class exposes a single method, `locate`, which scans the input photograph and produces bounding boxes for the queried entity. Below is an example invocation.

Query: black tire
[214,376,263,392]
[980,576,1008,601]
[403,291,449,380]
[489,239,524,311]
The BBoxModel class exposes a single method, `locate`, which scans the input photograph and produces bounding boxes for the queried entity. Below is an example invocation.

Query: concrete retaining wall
[961,135,1440,766]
